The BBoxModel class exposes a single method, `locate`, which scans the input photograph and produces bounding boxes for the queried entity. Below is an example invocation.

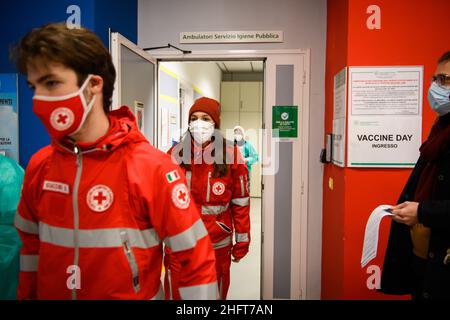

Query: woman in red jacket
[165,97,251,300]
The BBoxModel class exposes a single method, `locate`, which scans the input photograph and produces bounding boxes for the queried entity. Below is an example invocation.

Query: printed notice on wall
[0,74,19,162]
[348,66,423,168]
[332,67,347,167]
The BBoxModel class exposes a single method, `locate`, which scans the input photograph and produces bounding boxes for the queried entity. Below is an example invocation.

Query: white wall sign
[134,100,144,132]
[332,67,347,167]
[348,66,423,168]
[180,31,283,44]
[0,74,19,163]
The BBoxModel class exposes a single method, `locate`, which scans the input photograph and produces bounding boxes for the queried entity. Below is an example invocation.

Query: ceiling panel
[221,61,264,73]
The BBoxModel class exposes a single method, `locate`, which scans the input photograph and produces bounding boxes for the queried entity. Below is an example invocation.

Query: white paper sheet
[361,204,393,268]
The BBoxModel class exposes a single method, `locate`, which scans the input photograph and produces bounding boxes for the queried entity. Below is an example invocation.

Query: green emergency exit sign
[272,106,298,138]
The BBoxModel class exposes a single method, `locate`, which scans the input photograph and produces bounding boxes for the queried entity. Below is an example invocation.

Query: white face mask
[189,119,215,144]
[234,134,243,141]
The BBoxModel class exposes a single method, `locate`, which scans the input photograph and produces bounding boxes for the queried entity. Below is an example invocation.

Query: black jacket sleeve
[418,200,450,230]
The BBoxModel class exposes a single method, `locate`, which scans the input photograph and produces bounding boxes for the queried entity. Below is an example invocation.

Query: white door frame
[152,49,311,300]
[110,32,158,145]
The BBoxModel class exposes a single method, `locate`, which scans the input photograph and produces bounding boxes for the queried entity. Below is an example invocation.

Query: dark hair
[438,51,450,64]
[174,131,232,178]
[11,23,116,113]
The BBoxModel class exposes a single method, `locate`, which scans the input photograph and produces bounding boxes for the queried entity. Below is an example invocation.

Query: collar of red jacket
[189,138,238,164]
[53,106,147,154]
[190,139,214,162]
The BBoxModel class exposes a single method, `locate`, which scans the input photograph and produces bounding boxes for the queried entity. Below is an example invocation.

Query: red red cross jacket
[14,106,217,300]
[168,141,251,259]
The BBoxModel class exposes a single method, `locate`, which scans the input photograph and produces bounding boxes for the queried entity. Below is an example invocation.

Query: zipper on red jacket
[72,145,83,300]
[206,171,212,202]
[119,231,141,293]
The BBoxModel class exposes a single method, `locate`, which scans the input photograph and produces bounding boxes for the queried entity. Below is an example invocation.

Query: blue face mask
[428,81,450,116]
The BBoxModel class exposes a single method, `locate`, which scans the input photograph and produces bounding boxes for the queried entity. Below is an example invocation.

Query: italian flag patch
[166,170,180,183]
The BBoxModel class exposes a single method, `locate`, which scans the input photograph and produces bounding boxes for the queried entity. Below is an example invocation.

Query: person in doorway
[380,51,450,300]
[11,23,217,300]
[233,126,259,190]
[0,155,24,299]
[165,97,251,300]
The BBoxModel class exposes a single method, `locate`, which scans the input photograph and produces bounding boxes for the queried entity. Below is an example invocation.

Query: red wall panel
[322,0,450,299]
[322,0,349,300]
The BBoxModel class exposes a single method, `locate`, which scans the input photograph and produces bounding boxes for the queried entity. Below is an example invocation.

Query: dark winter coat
[380,148,450,299]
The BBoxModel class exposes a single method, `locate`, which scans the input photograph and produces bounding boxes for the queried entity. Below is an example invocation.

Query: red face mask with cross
[32,75,96,140]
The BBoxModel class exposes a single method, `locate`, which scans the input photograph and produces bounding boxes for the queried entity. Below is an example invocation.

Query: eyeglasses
[431,74,450,86]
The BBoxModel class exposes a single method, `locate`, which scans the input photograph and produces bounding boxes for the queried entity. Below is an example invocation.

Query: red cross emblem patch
[212,182,226,196]
[87,185,114,213]
[50,107,74,131]
[171,183,190,209]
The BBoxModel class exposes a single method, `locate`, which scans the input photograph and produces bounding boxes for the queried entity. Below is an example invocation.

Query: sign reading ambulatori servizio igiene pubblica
[180,31,283,43]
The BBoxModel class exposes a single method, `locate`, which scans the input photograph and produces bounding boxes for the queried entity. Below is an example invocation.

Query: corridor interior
[159,60,264,299]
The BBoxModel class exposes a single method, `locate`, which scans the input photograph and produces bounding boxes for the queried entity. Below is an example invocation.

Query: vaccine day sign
[0,74,19,162]
[347,66,423,168]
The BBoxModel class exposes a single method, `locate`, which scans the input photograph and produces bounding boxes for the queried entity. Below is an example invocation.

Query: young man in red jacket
[12,23,217,300]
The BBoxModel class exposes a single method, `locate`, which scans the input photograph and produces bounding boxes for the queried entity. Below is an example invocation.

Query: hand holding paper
[390,201,419,226]
[361,204,393,268]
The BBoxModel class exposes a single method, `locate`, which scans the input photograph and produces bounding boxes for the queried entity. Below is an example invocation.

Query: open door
[110,32,157,145]
[154,50,309,300]
[262,52,307,300]
[110,45,311,299]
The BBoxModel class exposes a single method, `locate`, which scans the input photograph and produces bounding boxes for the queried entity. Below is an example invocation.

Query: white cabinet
[221,81,262,113]
[239,112,262,198]
[221,82,240,112]
[240,82,262,112]
[220,81,263,198]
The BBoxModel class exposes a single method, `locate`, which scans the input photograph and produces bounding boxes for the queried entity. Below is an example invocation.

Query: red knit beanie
[189,97,221,128]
